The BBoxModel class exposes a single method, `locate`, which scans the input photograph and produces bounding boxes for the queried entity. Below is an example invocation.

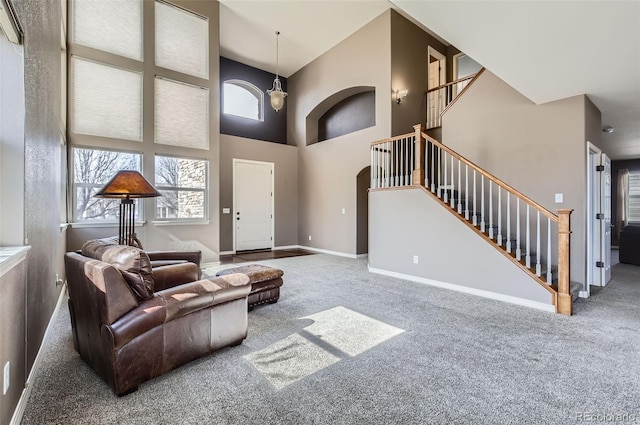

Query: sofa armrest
[146,250,202,267]
[104,296,167,350]
[152,263,201,292]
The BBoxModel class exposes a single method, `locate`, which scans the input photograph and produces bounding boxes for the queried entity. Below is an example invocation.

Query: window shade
[155,77,209,150]
[629,172,640,222]
[72,57,143,141]
[155,1,209,79]
[72,0,143,61]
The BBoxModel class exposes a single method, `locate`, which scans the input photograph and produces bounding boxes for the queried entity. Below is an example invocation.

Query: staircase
[370,125,573,315]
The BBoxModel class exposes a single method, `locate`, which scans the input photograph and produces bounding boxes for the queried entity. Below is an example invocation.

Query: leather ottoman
[215,264,284,310]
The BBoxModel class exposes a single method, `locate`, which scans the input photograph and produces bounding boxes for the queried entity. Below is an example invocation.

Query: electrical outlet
[3,361,9,395]
[413,255,419,264]
[55,274,64,287]
[341,208,346,214]
[308,235,312,241]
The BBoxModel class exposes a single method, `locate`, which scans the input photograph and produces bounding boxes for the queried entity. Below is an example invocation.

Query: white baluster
[410,137,414,185]
[516,199,522,260]
[480,175,486,232]
[473,170,477,226]
[370,145,374,188]
[536,211,542,276]
[437,148,442,198]
[497,186,502,246]
[443,151,448,202]
[506,192,511,253]
[456,160,462,213]
[450,155,455,208]
[465,164,469,220]
[489,180,493,238]
[526,205,531,268]
[392,140,397,187]
[430,142,435,192]
[547,217,552,284]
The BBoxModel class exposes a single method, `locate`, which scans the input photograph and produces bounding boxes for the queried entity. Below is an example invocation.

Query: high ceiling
[219,1,640,160]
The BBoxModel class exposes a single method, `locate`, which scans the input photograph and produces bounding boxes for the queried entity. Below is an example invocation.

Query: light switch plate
[222,208,230,214]
[555,193,563,203]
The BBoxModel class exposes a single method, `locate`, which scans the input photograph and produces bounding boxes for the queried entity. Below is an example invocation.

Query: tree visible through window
[223,80,263,121]
[73,148,141,221]
[155,155,208,220]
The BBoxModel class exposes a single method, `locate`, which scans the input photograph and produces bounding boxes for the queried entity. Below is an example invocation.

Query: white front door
[601,154,612,285]
[233,159,274,251]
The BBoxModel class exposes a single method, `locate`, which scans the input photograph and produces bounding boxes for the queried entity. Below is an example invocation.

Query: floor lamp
[95,170,161,246]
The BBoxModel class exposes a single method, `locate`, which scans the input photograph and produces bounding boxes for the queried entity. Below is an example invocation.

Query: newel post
[556,209,573,316]
[412,124,425,186]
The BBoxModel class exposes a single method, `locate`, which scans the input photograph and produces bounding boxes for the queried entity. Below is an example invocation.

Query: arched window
[223,79,263,121]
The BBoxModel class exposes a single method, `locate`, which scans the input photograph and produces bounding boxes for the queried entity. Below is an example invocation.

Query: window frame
[71,146,143,224]
[154,154,209,222]
[628,171,640,223]
[223,79,264,122]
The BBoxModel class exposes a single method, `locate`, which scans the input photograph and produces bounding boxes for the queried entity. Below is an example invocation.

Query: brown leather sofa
[65,238,251,396]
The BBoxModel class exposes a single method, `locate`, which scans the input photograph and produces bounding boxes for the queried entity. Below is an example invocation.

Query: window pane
[629,173,640,222]
[223,81,262,121]
[157,190,205,219]
[155,155,207,220]
[72,57,143,141]
[73,148,141,221]
[72,0,143,61]
[155,77,209,149]
[155,156,206,189]
[155,1,208,79]
[76,186,134,221]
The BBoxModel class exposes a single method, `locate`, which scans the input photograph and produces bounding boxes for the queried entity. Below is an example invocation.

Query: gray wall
[0,261,27,425]
[369,188,554,306]
[67,0,221,262]
[390,10,447,136]
[442,70,603,288]
[288,10,392,255]
[219,134,298,252]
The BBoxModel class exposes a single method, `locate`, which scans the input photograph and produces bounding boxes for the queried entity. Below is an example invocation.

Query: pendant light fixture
[267,31,287,112]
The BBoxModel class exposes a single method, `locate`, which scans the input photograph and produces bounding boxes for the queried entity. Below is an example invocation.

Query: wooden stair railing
[370,124,573,315]
[426,68,485,129]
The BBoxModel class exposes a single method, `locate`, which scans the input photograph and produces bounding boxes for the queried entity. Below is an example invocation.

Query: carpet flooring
[20,254,640,424]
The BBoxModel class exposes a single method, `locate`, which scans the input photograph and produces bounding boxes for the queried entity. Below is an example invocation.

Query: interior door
[601,154,612,285]
[234,160,274,251]
[427,47,446,128]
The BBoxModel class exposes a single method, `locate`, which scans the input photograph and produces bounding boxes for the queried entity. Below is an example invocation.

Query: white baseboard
[219,251,234,256]
[11,284,67,425]
[579,290,590,299]
[367,266,556,313]
[273,245,301,251]
[298,245,357,259]
[356,253,369,259]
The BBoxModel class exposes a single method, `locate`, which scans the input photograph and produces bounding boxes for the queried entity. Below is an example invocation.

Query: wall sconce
[395,89,408,104]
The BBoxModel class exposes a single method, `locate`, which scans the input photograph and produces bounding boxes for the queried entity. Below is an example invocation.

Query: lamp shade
[95,170,161,199]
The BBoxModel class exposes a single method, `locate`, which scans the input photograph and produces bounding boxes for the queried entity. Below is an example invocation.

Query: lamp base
[119,199,136,246]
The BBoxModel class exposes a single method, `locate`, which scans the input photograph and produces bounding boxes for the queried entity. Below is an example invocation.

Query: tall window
[629,172,640,223]
[73,148,141,221]
[69,0,213,227]
[155,155,208,220]
[223,80,263,121]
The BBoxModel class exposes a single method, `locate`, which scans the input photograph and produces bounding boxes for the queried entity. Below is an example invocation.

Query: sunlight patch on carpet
[244,306,404,390]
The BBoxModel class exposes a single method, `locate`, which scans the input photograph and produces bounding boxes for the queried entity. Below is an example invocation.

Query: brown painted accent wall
[443,70,602,287]
[390,10,447,136]
[219,134,298,252]
[288,11,392,255]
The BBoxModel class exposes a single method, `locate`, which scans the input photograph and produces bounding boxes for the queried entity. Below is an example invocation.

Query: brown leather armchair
[65,238,251,396]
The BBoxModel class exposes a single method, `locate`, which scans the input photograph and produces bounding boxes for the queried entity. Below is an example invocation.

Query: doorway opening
[356,166,371,255]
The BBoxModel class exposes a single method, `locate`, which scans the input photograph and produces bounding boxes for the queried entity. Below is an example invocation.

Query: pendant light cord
[275,31,280,80]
